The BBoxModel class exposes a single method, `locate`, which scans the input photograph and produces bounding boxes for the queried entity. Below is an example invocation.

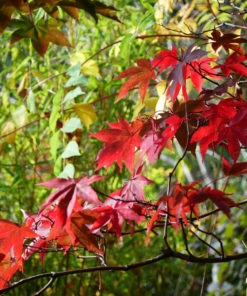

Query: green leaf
[1,121,16,144]
[50,130,61,160]
[63,87,84,103]
[12,105,27,128]
[67,63,81,77]
[49,89,63,132]
[120,33,137,60]
[61,117,83,133]
[27,90,36,113]
[58,164,75,179]
[64,75,88,87]
[54,157,62,176]
[137,11,154,30]
[61,140,81,158]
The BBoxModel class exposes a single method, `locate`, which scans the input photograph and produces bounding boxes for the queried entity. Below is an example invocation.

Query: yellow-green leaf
[70,52,101,77]
[1,121,16,144]
[74,103,97,129]
[12,105,27,128]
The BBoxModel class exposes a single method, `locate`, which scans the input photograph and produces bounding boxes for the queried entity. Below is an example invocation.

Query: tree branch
[2,249,247,294]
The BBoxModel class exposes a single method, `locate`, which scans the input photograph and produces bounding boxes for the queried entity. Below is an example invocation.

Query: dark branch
[2,249,247,294]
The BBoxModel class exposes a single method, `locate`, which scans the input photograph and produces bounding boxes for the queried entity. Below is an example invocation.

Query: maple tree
[0,0,247,295]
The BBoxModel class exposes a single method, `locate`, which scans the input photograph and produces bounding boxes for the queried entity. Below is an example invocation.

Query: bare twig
[181,220,193,256]
[189,228,221,256]
[32,273,56,296]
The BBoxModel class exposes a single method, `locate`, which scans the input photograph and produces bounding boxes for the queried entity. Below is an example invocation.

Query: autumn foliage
[0,1,247,294]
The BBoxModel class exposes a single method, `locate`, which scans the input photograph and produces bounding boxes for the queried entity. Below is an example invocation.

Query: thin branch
[0,114,50,140]
[189,228,222,256]
[32,274,56,296]
[206,0,221,29]
[222,22,247,29]
[31,41,121,91]
[136,34,207,41]
[181,220,193,256]
[198,199,247,220]
[200,266,207,296]
[191,221,224,258]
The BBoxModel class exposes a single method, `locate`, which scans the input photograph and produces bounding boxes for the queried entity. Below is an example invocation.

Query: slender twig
[94,188,158,208]
[136,34,207,41]
[0,114,50,140]
[206,0,222,29]
[222,22,247,30]
[198,199,247,220]
[189,228,221,256]
[200,266,207,296]
[181,220,193,256]
[188,62,236,98]
[191,221,224,258]
[31,41,121,91]
[32,274,56,296]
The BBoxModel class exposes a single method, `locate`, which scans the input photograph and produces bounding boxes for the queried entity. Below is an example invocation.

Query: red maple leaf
[90,197,143,237]
[148,181,201,236]
[152,45,218,95]
[187,187,239,218]
[215,52,247,78]
[120,164,154,202]
[187,57,221,92]
[0,219,38,267]
[115,59,156,102]
[222,157,247,176]
[156,115,185,156]
[90,115,143,173]
[138,118,167,164]
[169,182,200,228]
[0,254,20,289]
[191,99,247,161]
[166,44,207,102]
[38,175,104,234]
[151,44,178,72]
[210,29,247,54]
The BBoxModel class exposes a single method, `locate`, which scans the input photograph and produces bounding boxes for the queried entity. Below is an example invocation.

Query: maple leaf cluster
[0,0,120,55]
[1,28,247,291]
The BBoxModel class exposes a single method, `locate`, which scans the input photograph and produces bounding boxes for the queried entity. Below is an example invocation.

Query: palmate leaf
[222,157,247,176]
[188,187,239,218]
[210,28,247,55]
[30,0,121,23]
[166,44,207,102]
[191,99,247,162]
[0,219,39,265]
[91,197,143,237]
[4,1,120,55]
[90,115,143,173]
[115,59,156,103]
[38,175,104,234]
[0,0,29,33]
[120,164,154,203]
[215,52,247,78]
[10,17,72,56]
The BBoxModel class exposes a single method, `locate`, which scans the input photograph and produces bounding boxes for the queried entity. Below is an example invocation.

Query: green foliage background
[0,0,247,295]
